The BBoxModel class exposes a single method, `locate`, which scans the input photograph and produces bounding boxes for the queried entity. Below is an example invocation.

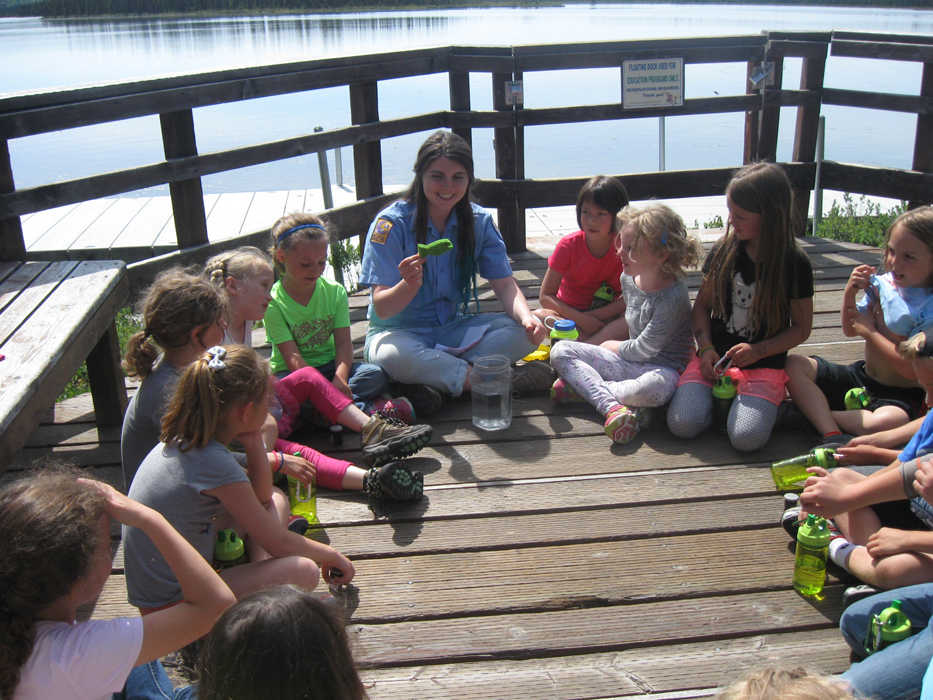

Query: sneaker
[363,460,424,501]
[781,506,802,539]
[368,396,416,424]
[550,377,583,403]
[604,404,645,445]
[360,414,432,467]
[394,383,444,417]
[512,360,556,396]
[842,584,879,608]
[287,514,309,536]
[815,432,856,450]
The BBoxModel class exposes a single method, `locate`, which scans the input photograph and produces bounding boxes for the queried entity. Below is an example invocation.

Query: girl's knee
[728,425,771,452]
[666,402,707,439]
[785,354,816,382]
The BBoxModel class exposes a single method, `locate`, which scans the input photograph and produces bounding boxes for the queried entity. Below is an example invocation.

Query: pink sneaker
[603,404,643,444]
[549,378,583,403]
[369,397,416,424]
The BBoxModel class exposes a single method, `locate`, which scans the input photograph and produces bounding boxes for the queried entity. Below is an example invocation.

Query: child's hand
[866,527,912,558]
[77,478,148,529]
[322,552,356,585]
[835,444,890,466]
[281,453,317,486]
[331,375,352,399]
[913,457,933,504]
[848,307,878,338]
[847,264,876,291]
[522,315,547,346]
[398,254,425,289]
[727,343,762,368]
[800,470,850,518]
[236,430,266,452]
[698,349,719,382]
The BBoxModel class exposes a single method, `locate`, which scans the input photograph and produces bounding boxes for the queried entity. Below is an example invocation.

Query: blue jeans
[116,660,197,700]
[312,360,388,404]
[364,312,534,396]
[840,583,933,699]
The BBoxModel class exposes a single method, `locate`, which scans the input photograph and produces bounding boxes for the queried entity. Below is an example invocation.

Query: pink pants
[273,366,354,490]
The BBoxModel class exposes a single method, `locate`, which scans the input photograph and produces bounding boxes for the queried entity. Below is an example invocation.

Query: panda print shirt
[704,241,813,370]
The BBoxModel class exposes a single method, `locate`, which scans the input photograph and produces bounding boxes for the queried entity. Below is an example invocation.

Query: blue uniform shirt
[359,199,513,330]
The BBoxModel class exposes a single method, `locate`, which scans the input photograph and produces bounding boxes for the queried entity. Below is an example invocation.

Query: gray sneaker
[360,414,432,467]
[511,360,556,396]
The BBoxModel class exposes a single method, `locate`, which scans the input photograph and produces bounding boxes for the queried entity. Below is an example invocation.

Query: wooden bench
[0,259,128,469]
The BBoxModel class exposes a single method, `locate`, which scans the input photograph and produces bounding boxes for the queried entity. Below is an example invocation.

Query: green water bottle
[213,528,246,569]
[845,387,872,410]
[287,474,319,526]
[550,319,579,346]
[770,448,838,491]
[711,375,736,434]
[793,514,831,598]
[590,282,615,309]
[865,599,913,655]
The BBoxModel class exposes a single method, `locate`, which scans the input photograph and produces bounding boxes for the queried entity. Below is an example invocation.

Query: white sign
[622,58,684,109]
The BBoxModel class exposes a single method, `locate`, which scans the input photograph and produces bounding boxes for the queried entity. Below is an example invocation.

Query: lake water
[2,4,932,196]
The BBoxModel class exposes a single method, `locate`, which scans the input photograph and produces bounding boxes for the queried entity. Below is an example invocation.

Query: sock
[829,537,857,570]
[823,430,843,439]
[274,438,352,491]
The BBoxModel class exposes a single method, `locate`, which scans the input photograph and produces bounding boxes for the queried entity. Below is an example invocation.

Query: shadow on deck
[7,237,878,699]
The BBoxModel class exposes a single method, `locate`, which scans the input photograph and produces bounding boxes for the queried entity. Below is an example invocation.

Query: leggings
[666,357,787,452]
[549,340,680,417]
[273,367,354,490]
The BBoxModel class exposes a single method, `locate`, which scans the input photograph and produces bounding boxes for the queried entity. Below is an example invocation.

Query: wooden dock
[5,234,877,699]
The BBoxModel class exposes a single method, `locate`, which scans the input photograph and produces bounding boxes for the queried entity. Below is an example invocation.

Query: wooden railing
[1,30,931,277]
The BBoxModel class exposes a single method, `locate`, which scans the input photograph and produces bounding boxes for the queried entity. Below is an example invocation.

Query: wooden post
[449,70,472,148]
[910,61,933,209]
[743,60,760,164]
[350,81,383,201]
[492,70,523,252]
[792,41,828,235]
[0,139,25,261]
[756,54,784,163]
[86,322,127,426]
[160,110,208,249]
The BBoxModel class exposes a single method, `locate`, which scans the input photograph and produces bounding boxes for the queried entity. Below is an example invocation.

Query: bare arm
[331,326,354,397]
[371,254,424,319]
[731,296,813,367]
[490,276,547,346]
[800,459,905,518]
[276,340,308,373]
[79,480,236,667]
[691,278,719,380]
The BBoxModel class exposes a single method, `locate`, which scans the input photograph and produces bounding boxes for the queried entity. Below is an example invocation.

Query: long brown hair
[123,268,227,379]
[0,469,107,699]
[706,162,800,338]
[405,130,477,312]
[160,344,268,451]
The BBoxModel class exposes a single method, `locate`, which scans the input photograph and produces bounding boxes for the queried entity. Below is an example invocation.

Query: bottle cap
[214,528,245,562]
[812,448,837,469]
[796,513,831,548]
[553,319,576,332]
[711,375,736,399]
[879,599,912,641]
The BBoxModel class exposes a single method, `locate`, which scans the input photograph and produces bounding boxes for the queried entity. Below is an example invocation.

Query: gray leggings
[549,340,680,417]
[666,381,779,452]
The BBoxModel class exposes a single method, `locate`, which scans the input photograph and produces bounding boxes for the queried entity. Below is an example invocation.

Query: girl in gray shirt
[550,203,700,445]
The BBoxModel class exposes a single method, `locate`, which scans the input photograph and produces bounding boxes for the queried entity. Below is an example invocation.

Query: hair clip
[206,345,226,370]
[660,231,669,246]
[276,223,326,244]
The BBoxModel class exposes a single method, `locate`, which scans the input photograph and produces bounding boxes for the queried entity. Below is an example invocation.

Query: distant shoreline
[2,0,931,20]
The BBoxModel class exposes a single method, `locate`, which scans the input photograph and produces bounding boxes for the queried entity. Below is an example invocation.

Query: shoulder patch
[371,218,393,244]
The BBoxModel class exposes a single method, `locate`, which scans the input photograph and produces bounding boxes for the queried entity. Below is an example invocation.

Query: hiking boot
[368,396,416,424]
[550,377,584,403]
[394,383,444,417]
[360,414,432,467]
[604,404,647,444]
[363,460,424,501]
[512,360,556,396]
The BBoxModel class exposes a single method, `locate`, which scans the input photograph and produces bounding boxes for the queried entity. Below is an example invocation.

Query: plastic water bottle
[549,319,579,346]
[287,475,319,526]
[711,375,736,433]
[865,599,913,655]
[845,386,872,410]
[213,528,246,569]
[471,354,512,431]
[793,514,831,598]
[770,448,838,491]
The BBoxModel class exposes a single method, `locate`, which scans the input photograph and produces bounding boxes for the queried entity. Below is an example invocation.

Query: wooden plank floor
[5,236,882,699]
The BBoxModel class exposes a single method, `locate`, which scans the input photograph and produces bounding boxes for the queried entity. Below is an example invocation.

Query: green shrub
[813,193,906,247]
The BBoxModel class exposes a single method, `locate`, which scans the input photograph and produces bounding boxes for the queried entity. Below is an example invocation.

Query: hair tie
[276,223,326,244]
[206,346,226,370]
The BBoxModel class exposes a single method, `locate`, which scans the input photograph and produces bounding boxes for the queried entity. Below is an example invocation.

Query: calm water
[2,4,932,196]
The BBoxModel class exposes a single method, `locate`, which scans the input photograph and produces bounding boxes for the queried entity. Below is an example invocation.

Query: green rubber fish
[418,238,453,257]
